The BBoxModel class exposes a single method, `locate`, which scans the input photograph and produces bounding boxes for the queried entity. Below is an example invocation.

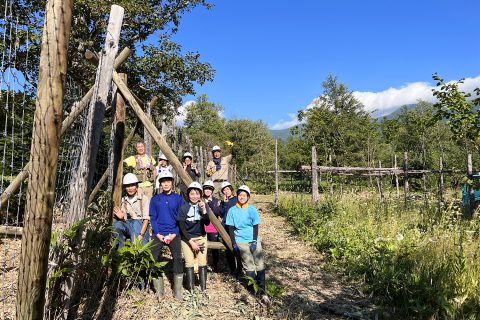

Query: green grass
[274,193,480,319]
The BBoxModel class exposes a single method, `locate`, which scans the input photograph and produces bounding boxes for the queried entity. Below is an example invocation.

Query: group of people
[113,142,267,301]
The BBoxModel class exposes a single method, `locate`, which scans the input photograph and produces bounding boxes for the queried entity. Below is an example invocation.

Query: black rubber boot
[173,273,183,300]
[185,267,195,292]
[245,271,257,292]
[152,277,164,297]
[199,266,207,291]
[256,269,266,293]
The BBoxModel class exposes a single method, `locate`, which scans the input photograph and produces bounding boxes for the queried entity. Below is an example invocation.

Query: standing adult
[112,173,150,249]
[220,181,242,278]
[206,145,232,194]
[179,152,201,199]
[226,185,268,302]
[202,180,222,272]
[124,141,156,199]
[149,171,185,300]
[177,182,211,292]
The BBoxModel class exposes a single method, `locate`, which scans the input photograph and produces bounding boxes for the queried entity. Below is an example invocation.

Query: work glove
[249,241,257,253]
[233,243,240,253]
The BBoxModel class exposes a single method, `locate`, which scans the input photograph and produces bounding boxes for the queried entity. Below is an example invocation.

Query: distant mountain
[270,104,419,140]
[270,126,295,141]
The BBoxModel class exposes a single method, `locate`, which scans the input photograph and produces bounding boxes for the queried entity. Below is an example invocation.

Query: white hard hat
[183,152,193,159]
[187,181,203,194]
[123,173,139,185]
[158,153,168,161]
[237,185,251,197]
[212,145,221,152]
[221,181,233,192]
[203,180,215,190]
[158,170,174,181]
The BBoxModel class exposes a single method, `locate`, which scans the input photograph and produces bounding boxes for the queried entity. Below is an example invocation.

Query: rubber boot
[234,253,243,279]
[199,266,207,291]
[173,273,183,300]
[256,269,266,293]
[152,277,164,297]
[245,271,257,293]
[185,267,195,293]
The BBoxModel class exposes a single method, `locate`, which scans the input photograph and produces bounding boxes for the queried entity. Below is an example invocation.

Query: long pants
[207,233,220,269]
[113,219,149,249]
[150,235,184,274]
[181,235,208,268]
[237,238,265,272]
[139,185,153,199]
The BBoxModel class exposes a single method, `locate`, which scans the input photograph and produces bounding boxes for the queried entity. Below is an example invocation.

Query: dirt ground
[0,195,377,319]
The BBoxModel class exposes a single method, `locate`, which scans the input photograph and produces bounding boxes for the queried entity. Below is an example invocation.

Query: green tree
[297,74,378,166]
[432,73,480,151]
[3,0,215,108]
[183,94,227,148]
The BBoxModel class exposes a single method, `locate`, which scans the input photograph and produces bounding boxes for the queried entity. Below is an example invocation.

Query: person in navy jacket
[149,170,185,300]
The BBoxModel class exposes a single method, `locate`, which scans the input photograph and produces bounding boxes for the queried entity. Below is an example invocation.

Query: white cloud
[270,75,480,129]
[270,113,299,130]
[176,100,194,125]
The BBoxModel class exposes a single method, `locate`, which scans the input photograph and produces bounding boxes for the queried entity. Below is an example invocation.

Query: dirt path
[0,195,376,319]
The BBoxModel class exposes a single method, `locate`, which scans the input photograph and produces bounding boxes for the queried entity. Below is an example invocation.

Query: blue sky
[173,0,480,129]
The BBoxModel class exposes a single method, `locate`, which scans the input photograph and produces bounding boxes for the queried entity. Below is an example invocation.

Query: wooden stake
[112,72,233,250]
[404,152,409,207]
[109,73,127,211]
[67,5,124,227]
[311,145,319,202]
[378,161,385,203]
[16,0,72,318]
[468,153,475,217]
[439,156,444,204]
[275,140,279,207]
[394,154,400,198]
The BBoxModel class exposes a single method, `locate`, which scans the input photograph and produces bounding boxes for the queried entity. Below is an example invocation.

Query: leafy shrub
[274,194,480,319]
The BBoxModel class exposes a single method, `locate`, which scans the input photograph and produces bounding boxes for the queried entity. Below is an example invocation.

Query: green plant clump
[275,194,480,319]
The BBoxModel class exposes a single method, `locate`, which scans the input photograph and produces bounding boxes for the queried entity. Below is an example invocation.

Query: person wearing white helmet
[112,173,151,249]
[226,185,267,301]
[149,170,185,300]
[178,151,200,199]
[219,181,243,278]
[202,180,222,272]
[154,152,173,194]
[205,144,233,194]
[123,141,156,199]
[176,182,211,292]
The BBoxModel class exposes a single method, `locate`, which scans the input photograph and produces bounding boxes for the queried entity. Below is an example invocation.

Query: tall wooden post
[394,154,400,198]
[439,156,444,204]
[378,161,385,203]
[144,103,152,156]
[67,5,124,227]
[468,153,475,217]
[109,73,127,209]
[404,152,409,207]
[199,146,204,180]
[16,0,72,318]
[311,145,319,203]
[275,140,279,207]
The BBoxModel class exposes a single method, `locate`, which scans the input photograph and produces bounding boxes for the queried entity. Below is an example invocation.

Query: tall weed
[275,194,480,319]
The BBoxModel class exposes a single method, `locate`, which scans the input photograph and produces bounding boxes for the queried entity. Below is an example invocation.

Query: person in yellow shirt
[124,141,156,199]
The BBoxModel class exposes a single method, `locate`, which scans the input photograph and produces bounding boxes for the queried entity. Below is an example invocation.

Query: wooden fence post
[16,0,72,318]
[311,145,319,202]
[404,152,409,207]
[109,73,127,211]
[378,161,385,203]
[439,156,444,204]
[394,154,400,198]
[468,153,475,217]
[67,5,124,227]
[275,140,279,207]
